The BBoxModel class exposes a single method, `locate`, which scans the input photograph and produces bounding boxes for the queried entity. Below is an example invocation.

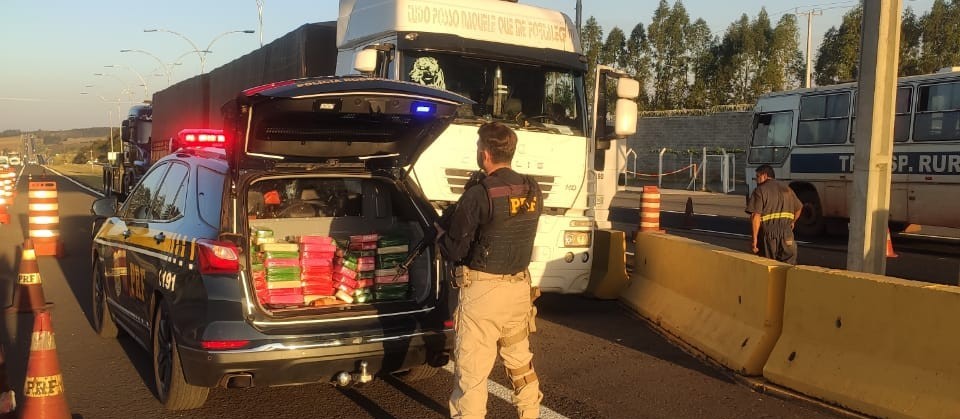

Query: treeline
[817,0,960,84]
[584,0,952,111]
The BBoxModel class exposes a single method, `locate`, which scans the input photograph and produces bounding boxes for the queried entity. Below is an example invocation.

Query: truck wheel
[152,300,209,410]
[394,364,440,382]
[92,261,119,338]
[794,188,826,238]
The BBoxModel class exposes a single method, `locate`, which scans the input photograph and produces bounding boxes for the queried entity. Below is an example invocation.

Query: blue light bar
[411,101,435,115]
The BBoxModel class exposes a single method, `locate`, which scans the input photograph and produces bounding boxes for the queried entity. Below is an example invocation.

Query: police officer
[436,122,543,419]
[745,164,803,264]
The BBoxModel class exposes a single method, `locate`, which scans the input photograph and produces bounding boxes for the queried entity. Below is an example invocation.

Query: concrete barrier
[763,266,960,419]
[620,232,790,375]
[584,229,629,300]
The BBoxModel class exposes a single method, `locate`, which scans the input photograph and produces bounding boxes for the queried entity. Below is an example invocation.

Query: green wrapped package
[377,234,407,248]
[355,293,372,303]
[251,263,264,272]
[375,283,409,300]
[265,266,301,281]
[341,252,360,264]
[252,227,274,238]
[376,253,406,269]
[263,251,299,259]
[337,258,357,271]
[260,242,299,252]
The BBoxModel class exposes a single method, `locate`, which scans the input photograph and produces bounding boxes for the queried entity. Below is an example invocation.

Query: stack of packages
[374,234,410,301]
[250,227,274,305]
[299,235,338,306]
[334,234,378,303]
[261,241,304,307]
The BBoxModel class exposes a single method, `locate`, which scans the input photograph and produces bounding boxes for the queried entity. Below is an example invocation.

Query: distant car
[9,157,21,166]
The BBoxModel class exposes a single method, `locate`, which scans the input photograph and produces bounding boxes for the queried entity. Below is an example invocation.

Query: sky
[0,0,934,131]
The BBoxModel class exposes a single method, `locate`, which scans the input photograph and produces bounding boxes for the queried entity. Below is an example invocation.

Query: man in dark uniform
[436,122,543,419]
[746,164,804,264]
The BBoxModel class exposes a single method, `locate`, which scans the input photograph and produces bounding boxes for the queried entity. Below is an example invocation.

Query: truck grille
[444,168,553,200]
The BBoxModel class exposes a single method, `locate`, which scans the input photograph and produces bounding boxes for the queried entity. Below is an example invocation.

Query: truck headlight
[563,231,591,247]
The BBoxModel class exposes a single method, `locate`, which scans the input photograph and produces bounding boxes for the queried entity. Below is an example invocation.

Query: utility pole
[847,0,902,274]
[795,8,822,88]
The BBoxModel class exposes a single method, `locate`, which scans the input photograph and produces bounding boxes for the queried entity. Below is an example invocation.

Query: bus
[746,68,960,236]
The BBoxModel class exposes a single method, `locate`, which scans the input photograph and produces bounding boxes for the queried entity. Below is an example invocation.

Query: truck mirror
[617,78,640,100]
[354,49,378,74]
[614,99,638,137]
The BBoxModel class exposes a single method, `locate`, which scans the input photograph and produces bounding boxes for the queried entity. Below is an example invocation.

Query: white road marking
[442,363,568,419]
[40,165,105,197]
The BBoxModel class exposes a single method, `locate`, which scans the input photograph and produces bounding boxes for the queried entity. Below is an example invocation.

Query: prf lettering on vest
[509,196,538,215]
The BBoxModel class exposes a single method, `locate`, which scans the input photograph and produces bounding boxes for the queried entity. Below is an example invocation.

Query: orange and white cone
[886,228,899,258]
[18,311,70,419]
[8,240,51,313]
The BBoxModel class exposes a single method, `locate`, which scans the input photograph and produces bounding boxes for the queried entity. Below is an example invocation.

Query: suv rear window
[197,166,226,228]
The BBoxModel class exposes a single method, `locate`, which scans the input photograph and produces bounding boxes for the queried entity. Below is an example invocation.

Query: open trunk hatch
[235,77,472,169]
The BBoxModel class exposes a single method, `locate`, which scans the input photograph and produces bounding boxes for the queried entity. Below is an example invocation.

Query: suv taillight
[197,239,239,274]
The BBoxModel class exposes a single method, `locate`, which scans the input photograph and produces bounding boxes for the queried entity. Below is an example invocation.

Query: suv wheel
[395,364,440,382]
[152,300,209,410]
[92,261,119,338]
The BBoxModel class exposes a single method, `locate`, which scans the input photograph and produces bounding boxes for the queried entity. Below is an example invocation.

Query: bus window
[748,112,792,164]
[850,87,912,143]
[798,93,851,145]
[915,81,960,141]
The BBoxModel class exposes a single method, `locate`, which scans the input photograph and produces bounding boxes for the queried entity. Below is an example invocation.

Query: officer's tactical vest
[467,172,542,275]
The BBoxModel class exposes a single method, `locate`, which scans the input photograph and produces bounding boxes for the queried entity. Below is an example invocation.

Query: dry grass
[46,163,104,192]
[0,136,21,152]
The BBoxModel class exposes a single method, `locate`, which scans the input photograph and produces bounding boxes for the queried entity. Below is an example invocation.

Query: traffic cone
[0,345,15,418]
[18,311,70,419]
[7,240,52,313]
[0,200,9,225]
[682,197,694,229]
[886,228,899,258]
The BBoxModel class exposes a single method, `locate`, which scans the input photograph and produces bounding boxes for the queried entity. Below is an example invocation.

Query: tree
[768,14,804,91]
[900,7,924,76]
[685,18,715,108]
[647,0,674,109]
[624,23,652,108]
[601,27,627,69]
[581,16,604,111]
[814,6,862,86]
[920,0,960,73]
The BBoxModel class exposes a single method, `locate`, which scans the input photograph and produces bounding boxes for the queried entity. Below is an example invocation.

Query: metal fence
[621,147,746,194]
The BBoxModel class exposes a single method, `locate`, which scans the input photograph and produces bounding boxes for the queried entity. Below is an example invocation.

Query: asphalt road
[0,166,840,419]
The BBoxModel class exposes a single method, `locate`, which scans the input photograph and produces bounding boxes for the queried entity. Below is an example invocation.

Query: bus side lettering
[792,152,960,175]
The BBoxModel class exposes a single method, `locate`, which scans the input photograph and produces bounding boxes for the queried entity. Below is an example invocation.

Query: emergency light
[177,128,227,148]
[410,101,435,115]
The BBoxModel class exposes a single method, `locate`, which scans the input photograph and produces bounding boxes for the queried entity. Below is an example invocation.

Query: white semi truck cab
[335,0,638,293]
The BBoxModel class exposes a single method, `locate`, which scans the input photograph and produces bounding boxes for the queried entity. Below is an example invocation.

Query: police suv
[90,77,469,410]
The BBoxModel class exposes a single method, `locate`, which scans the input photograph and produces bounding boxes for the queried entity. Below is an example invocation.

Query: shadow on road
[536,293,735,384]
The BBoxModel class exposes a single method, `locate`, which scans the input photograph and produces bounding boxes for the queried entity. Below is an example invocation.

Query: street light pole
[120,49,173,87]
[143,28,255,74]
[104,64,150,101]
[256,0,265,47]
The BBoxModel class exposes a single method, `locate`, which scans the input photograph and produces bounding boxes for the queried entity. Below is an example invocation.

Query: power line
[769,0,858,18]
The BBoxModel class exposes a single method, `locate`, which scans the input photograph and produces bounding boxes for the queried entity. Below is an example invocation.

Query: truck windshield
[402,52,585,136]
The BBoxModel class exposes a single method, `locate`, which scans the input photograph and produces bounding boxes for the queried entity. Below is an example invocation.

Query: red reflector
[197,239,240,274]
[201,340,250,350]
[243,79,298,96]
[443,320,454,329]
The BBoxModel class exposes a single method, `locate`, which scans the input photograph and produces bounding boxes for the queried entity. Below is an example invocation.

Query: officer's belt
[761,212,795,222]
[462,266,528,282]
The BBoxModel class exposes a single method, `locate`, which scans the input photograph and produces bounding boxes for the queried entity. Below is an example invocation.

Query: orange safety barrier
[0,197,8,225]
[27,178,62,257]
[638,186,663,233]
[18,311,70,419]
